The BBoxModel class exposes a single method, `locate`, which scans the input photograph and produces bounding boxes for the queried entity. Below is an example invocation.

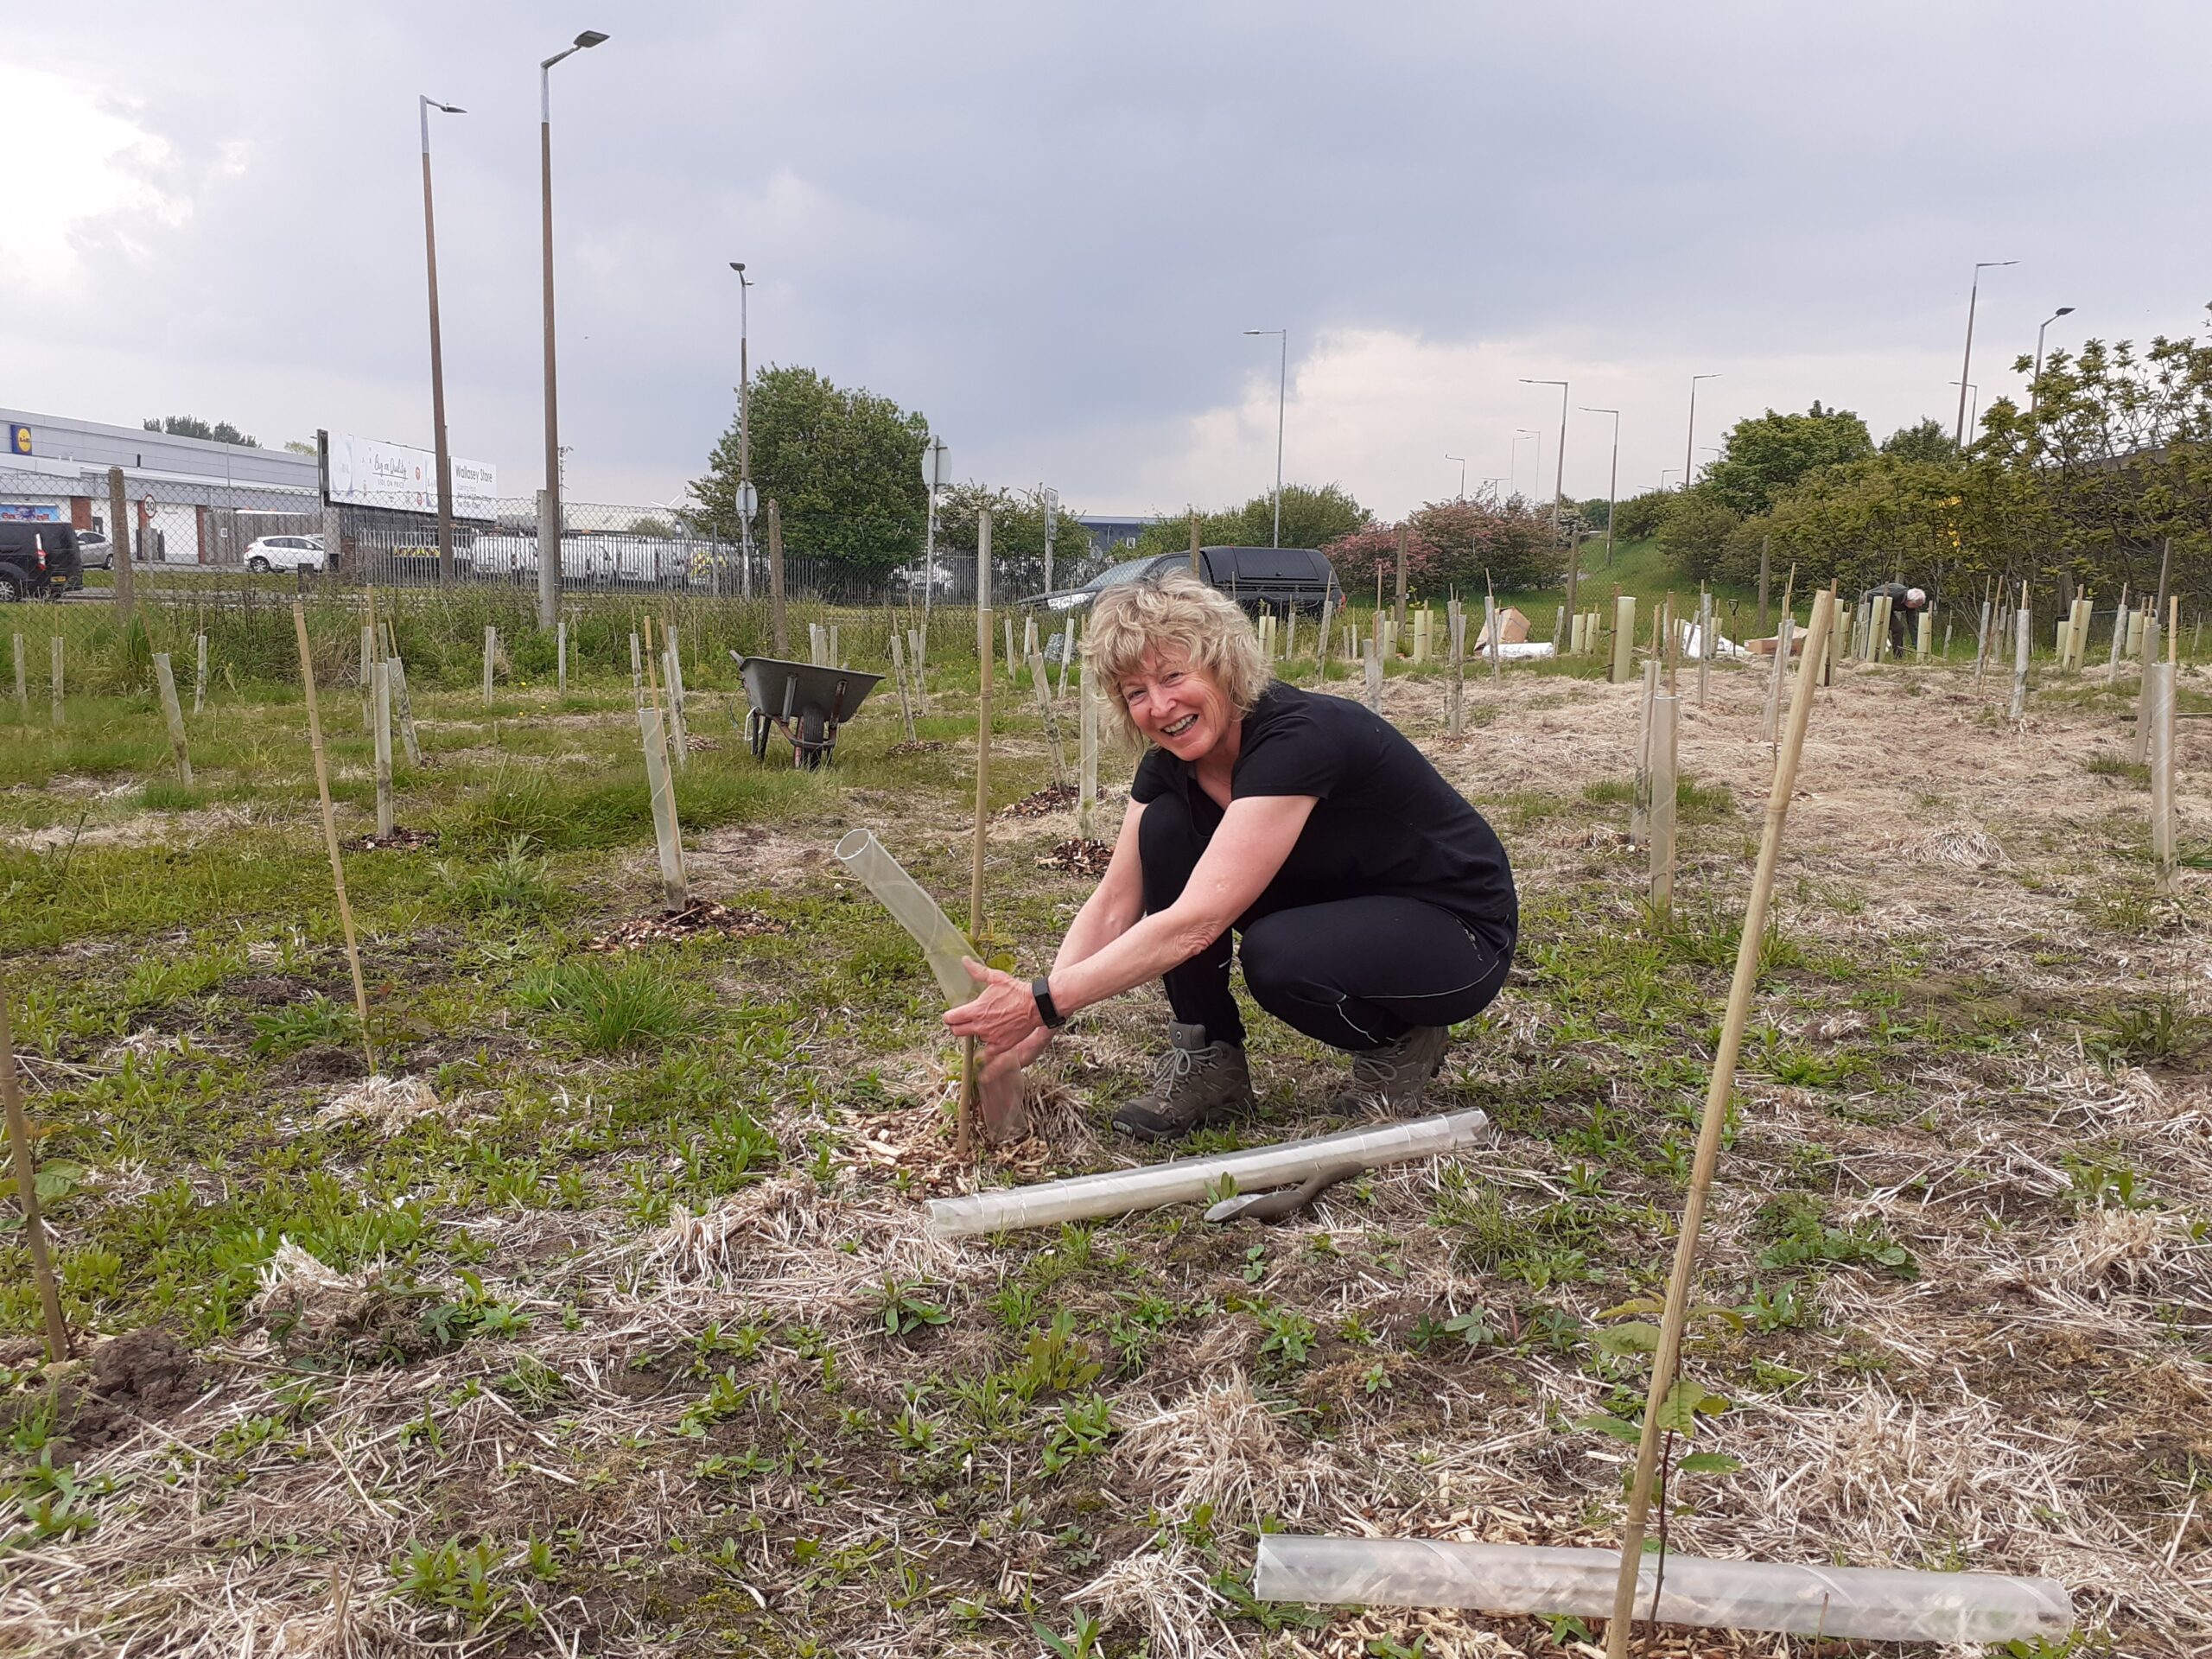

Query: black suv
[1049,544,1342,620]
[0,523,81,601]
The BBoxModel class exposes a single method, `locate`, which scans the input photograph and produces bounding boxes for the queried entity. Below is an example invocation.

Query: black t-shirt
[1131,682,1517,936]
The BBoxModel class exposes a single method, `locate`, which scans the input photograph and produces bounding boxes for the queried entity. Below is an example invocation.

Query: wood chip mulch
[846,1107,1053,1195]
[684,735,722,753]
[584,899,791,953]
[887,739,949,756]
[346,827,441,851]
[1036,837,1113,877]
[995,781,1078,820]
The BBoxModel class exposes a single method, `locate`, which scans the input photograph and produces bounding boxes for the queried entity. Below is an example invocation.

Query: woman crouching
[945,570,1516,1139]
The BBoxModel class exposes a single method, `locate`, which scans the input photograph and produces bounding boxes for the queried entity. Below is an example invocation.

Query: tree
[932,483,1087,601]
[1131,483,1367,558]
[1655,490,1743,583]
[1577,496,1611,531]
[1700,401,1873,518]
[143,415,258,448]
[1879,418,1959,464]
[1406,497,1567,593]
[1612,487,1677,541]
[1316,524,1441,598]
[690,365,929,575]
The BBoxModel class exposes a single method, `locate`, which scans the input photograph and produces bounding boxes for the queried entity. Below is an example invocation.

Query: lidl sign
[6,425,29,457]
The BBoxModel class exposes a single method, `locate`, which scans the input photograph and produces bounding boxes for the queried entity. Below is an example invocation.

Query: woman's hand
[942,959,1045,1052]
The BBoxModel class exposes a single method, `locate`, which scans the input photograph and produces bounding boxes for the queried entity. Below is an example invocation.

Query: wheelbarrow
[729,653,884,770]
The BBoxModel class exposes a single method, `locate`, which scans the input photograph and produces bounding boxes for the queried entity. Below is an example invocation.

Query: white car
[245,535,327,573]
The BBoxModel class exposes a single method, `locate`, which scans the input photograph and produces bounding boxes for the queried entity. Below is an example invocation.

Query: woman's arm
[1052,798,1148,973]
[945,793,1317,1051]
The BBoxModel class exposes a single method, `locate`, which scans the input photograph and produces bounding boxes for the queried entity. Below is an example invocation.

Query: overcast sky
[9,3,2209,521]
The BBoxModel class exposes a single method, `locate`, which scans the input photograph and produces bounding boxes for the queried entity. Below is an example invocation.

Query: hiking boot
[1112,1022,1254,1141]
[1331,1025,1449,1116]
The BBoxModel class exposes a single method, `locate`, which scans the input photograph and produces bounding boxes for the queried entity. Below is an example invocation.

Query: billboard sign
[327,433,497,519]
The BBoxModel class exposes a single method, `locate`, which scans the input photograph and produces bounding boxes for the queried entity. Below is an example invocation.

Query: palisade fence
[0,466,1115,608]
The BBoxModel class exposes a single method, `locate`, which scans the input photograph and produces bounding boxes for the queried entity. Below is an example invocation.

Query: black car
[0,523,81,601]
[1040,544,1342,619]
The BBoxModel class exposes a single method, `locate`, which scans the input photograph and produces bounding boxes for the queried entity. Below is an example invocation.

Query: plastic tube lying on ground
[1252,1536,2073,1647]
[835,830,980,1007]
[925,1109,1491,1238]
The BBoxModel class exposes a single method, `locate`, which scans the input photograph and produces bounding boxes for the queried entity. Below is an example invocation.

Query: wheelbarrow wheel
[747,708,769,760]
[798,706,828,770]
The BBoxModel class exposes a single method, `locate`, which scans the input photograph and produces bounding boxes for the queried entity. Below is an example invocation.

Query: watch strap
[1032,976,1065,1028]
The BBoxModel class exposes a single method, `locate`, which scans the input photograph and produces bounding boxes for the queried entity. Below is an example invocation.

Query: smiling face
[1117,647,1234,763]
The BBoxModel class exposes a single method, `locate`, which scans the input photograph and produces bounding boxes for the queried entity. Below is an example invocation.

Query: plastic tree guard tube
[924,1109,1491,1238]
[1252,1537,2073,1646]
[835,830,981,1007]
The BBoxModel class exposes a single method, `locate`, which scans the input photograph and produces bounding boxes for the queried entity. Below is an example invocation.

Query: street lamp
[418,95,464,584]
[1659,467,1681,490]
[728,262,754,599]
[537,27,608,631]
[2031,305,2075,419]
[1581,407,1620,569]
[1948,380,1980,437]
[1514,429,1541,500]
[1243,328,1287,546]
[1954,259,2016,448]
[1445,454,1466,499]
[1683,373,1718,492]
[1519,378,1568,530]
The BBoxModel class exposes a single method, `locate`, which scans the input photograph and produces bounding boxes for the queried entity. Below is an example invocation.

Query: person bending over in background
[1861,582,1930,658]
[944,570,1517,1141]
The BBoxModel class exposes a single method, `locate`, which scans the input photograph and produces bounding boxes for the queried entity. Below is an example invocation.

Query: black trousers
[1139,788,1514,1052]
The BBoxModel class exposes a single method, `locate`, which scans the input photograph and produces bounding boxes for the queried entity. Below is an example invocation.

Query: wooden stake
[0,973,69,1363]
[50,635,63,728]
[194,632,208,715]
[1605,588,1836,1657]
[1393,525,1410,639]
[290,601,375,1075]
[1630,659,1658,848]
[2132,616,2161,766]
[372,659,394,837]
[2149,661,2177,894]
[1077,652,1099,840]
[1447,603,1466,740]
[106,464,135,625]
[1057,614,1078,699]
[639,701,689,910]
[482,625,496,704]
[961,508,996,1160]
[1029,649,1068,785]
[557,620,568,695]
[890,634,918,741]
[152,652,193,785]
[359,620,375,730]
[1648,691,1678,925]
[11,632,24,721]
[1695,589,1712,708]
[1485,575,1501,683]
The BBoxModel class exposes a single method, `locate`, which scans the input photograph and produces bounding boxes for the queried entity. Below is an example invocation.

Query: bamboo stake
[290,601,375,1075]
[1605,588,1835,1657]
[372,659,394,837]
[194,632,207,715]
[0,974,69,1362]
[152,652,193,785]
[890,634,918,741]
[829,623,841,668]
[1648,691,1678,925]
[961,509,996,1161]
[1077,653,1099,841]
[50,636,64,728]
[1058,614,1078,699]
[910,626,930,714]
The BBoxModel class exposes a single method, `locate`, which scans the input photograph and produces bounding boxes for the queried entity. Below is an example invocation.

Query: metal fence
[0,466,1119,608]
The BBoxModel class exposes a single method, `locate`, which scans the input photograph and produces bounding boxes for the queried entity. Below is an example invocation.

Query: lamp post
[2030,305,2075,419]
[1582,406,1620,568]
[1243,328,1287,546]
[728,262,754,599]
[1683,373,1718,492]
[537,28,608,631]
[1659,467,1681,490]
[1519,377,1569,530]
[1948,381,1980,438]
[1954,259,2016,448]
[1514,429,1541,500]
[419,95,464,585]
[1446,454,1466,499]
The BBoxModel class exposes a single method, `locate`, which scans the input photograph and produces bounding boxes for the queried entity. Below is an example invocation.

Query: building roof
[0,407,318,492]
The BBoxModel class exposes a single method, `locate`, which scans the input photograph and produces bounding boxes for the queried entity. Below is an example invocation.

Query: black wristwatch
[1032,976,1066,1028]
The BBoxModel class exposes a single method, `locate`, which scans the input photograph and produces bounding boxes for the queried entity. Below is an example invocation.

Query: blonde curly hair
[1084,569,1270,746]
